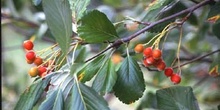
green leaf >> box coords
[43,0,72,54]
[209,52,220,77]
[212,22,220,39]
[55,53,67,70]
[14,76,52,110]
[148,1,198,33]
[74,46,87,63]
[60,75,74,100]
[136,92,157,110]
[207,2,220,19]
[92,58,117,95]
[77,10,118,43]
[156,86,200,110]
[147,0,173,12]
[157,1,198,26]
[39,89,64,110]
[68,0,90,21]
[70,79,110,110]
[77,55,107,82]
[113,56,145,104]
[32,0,42,6]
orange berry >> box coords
[126,22,139,31]
[134,44,144,53]
[34,56,43,66]
[111,53,122,64]
[152,49,162,59]
[28,67,39,77]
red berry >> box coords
[38,66,47,77]
[170,74,181,84]
[146,56,156,65]
[26,59,34,64]
[153,58,162,66]
[152,49,162,59]
[143,58,151,67]
[164,67,173,77]
[23,40,34,50]
[34,56,43,66]
[156,60,166,71]
[40,72,47,78]
[26,51,36,61]
[143,47,152,57]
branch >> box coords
[85,0,214,62]
[121,0,214,43]
[172,49,220,69]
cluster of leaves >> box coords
[14,0,220,110]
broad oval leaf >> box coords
[68,0,90,21]
[207,2,220,20]
[77,55,106,82]
[32,0,42,6]
[209,52,220,76]
[92,58,117,95]
[212,22,220,39]
[14,75,53,110]
[113,56,145,104]
[146,0,173,12]
[70,79,110,110]
[39,89,64,110]
[43,0,72,54]
[77,10,118,43]
[156,86,200,110]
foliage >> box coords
[2,0,220,110]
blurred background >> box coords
[1,0,220,110]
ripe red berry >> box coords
[23,40,34,50]
[152,49,162,59]
[40,72,47,78]
[170,74,181,84]
[153,58,162,66]
[26,51,36,61]
[143,58,151,67]
[143,47,152,57]
[34,56,43,66]
[38,66,47,77]
[146,56,156,65]
[134,44,144,53]
[156,60,166,71]
[26,59,34,64]
[164,67,173,77]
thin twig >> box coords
[172,49,220,69]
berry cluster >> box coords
[23,40,54,78]
[134,44,181,84]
